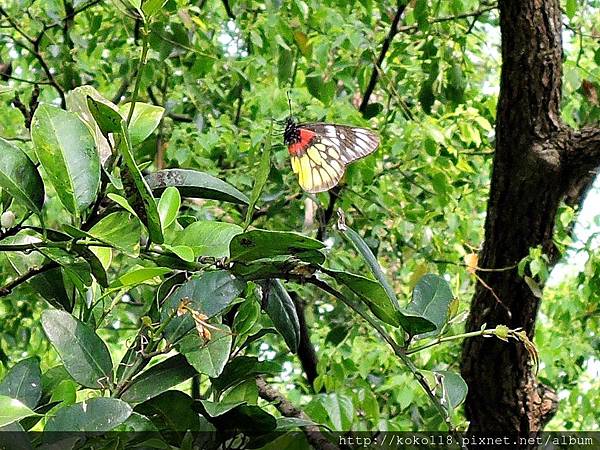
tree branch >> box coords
[0,263,58,297]
[221,0,236,20]
[396,4,497,33]
[255,376,339,450]
[359,2,407,113]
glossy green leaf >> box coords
[66,86,117,164]
[120,354,196,404]
[161,271,246,343]
[198,399,245,417]
[178,325,232,378]
[305,393,354,430]
[158,186,180,230]
[0,138,44,216]
[172,221,242,258]
[145,169,249,205]
[41,310,113,389]
[233,299,260,337]
[231,255,314,281]
[323,269,399,326]
[229,230,325,264]
[44,397,132,431]
[0,358,41,409]
[119,102,164,146]
[212,356,280,393]
[244,125,271,229]
[405,274,453,338]
[165,244,195,262]
[305,73,335,104]
[29,268,73,311]
[135,390,200,433]
[339,225,399,309]
[31,103,100,216]
[264,280,300,353]
[88,211,141,256]
[86,95,122,134]
[0,396,39,428]
[111,266,171,288]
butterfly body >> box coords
[283,117,379,193]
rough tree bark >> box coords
[461,0,600,435]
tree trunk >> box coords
[461,0,600,435]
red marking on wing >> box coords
[288,128,316,156]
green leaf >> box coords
[88,211,141,256]
[231,255,314,281]
[29,268,73,311]
[172,221,242,258]
[233,299,260,337]
[0,138,44,217]
[405,274,453,338]
[145,169,249,205]
[323,269,399,326]
[142,0,168,17]
[158,186,180,230]
[277,46,293,86]
[66,86,117,164]
[178,325,232,378]
[338,225,399,309]
[161,271,246,343]
[111,266,171,288]
[0,358,41,409]
[198,399,245,417]
[107,193,136,215]
[229,229,325,264]
[0,396,39,428]
[194,402,277,435]
[566,0,577,19]
[44,397,132,431]
[435,370,468,411]
[87,96,164,244]
[135,390,200,433]
[212,356,280,393]
[118,102,164,146]
[244,125,271,229]
[31,103,100,217]
[165,244,195,262]
[120,354,196,405]
[305,73,335,105]
[264,280,300,353]
[306,393,354,430]
[362,102,383,119]
[41,309,113,389]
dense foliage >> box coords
[0,0,598,447]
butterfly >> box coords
[283,116,379,193]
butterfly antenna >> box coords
[286,90,293,117]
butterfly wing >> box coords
[288,123,379,193]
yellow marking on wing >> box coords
[291,156,300,173]
[307,147,322,164]
[313,143,327,151]
[328,147,340,159]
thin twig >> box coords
[359,2,408,113]
[0,262,58,297]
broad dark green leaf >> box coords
[29,268,73,311]
[323,269,399,326]
[0,138,44,216]
[41,310,113,389]
[118,102,164,147]
[172,221,242,258]
[338,225,400,309]
[161,271,246,343]
[121,354,196,404]
[44,397,132,431]
[86,95,122,134]
[435,370,468,412]
[194,402,277,435]
[231,256,315,281]
[0,396,38,427]
[244,126,271,229]
[232,299,260,337]
[405,274,453,338]
[111,266,171,288]
[145,169,249,205]
[178,325,232,378]
[31,103,100,217]
[264,280,300,353]
[197,400,245,417]
[211,356,280,393]
[0,358,41,409]
[229,230,325,264]
[135,390,200,433]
